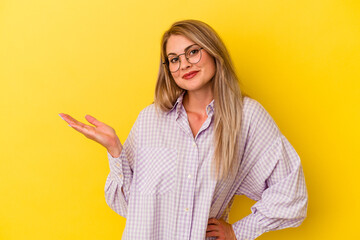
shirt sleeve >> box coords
[104,115,139,218]
[231,101,308,240]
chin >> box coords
[174,76,213,92]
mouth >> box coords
[182,71,199,79]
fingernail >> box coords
[68,124,72,127]
[59,114,64,120]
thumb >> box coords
[85,114,103,127]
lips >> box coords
[182,71,199,79]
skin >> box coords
[58,113,122,158]
[59,33,236,240]
[207,218,237,240]
[166,34,216,137]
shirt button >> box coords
[116,163,120,167]
[184,207,189,212]
[119,174,123,178]
[188,174,192,179]
[192,142,196,147]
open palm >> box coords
[59,113,122,154]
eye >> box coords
[170,57,179,63]
[189,49,199,55]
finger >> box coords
[206,225,219,232]
[85,114,103,127]
[205,229,220,238]
[60,114,95,135]
[71,124,95,139]
[208,218,220,225]
[59,113,78,126]
[59,113,72,124]
[59,114,102,145]
[62,114,87,128]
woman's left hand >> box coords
[206,218,237,240]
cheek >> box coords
[171,72,181,82]
[170,73,182,86]
[210,62,216,75]
[203,58,216,77]
[199,54,216,71]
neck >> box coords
[182,89,213,115]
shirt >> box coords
[104,91,308,240]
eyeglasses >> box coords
[162,44,204,73]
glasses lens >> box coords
[186,45,202,64]
[167,56,180,72]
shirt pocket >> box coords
[135,146,177,195]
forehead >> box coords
[166,35,196,55]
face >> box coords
[165,34,216,95]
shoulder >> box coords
[242,96,270,119]
[243,96,278,126]
[139,103,156,115]
[136,103,169,123]
[241,96,281,145]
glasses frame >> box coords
[162,44,204,73]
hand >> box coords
[206,218,237,240]
[59,113,122,157]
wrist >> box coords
[107,139,123,158]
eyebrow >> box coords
[167,44,198,57]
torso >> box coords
[182,91,211,138]
[186,111,208,138]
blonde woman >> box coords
[59,19,308,240]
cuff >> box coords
[231,213,267,240]
[107,150,125,184]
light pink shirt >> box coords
[105,91,308,239]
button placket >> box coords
[180,138,197,237]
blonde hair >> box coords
[155,19,246,181]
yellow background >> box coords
[1,0,359,239]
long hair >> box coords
[154,19,246,181]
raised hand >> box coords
[58,113,122,158]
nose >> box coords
[179,54,191,70]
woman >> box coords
[59,19,308,240]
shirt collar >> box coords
[167,91,186,115]
[167,91,215,116]
[206,99,215,116]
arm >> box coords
[104,117,138,218]
[232,134,308,240]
